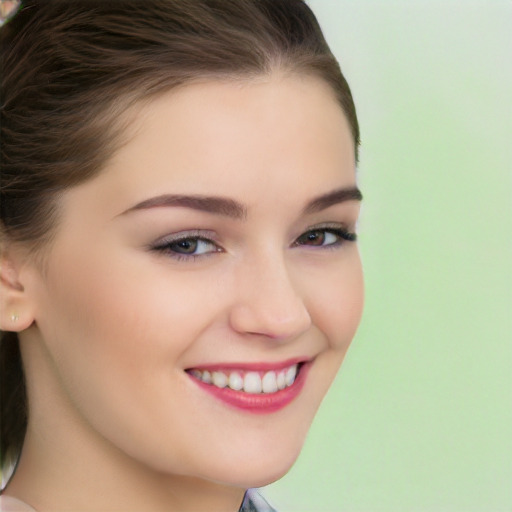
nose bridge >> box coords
[229,247,311,340]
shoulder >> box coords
[0,495,38,512]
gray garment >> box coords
[239,489,277,512]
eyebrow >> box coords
[302,186,363,214]
[121,194,247,220]
[121,186,362,219]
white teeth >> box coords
[212,371,227,388]
[228,371,243,391]
[261,371,278,393]
[190,369,202,380]
[243,372,262,393]
[285,364,298,386]
[277,371,286,390]
[190,363,301,393]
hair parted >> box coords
[0,0,359,470]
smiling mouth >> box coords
[186,362,303,395]
[185,359,311,413]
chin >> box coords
[205,458,299,490]
[197,399,323,488]
[196,434,306,489]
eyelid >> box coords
[298,221,357,237]
[150,229,219,247]
[293,222,358,247]
[148,229,224,260]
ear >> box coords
[0,248,36,332]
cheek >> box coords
[298,252,363,415]
[30,249,230,471]
[31,244,220,409]
[39,246,216,356]
[306,252,364,351]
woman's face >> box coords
[22,75,363,488]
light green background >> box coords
[264,1,512,511]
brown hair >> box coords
[0,0,359,469]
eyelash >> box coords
[293,227,357,248]
[151,226,357,262]
[150,231,221,262]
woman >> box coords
[0,1,363,510]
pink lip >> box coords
[187,360,311,414]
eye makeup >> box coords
[149,229,223,261]
[294,225,357,248]
[148,221,357,263]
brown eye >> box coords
[296,230,326,246]
[294,228,357,248]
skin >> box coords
[0,74,364,512]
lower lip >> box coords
[187,363,310,414]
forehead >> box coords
[61,75,357,222]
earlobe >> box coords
[0,255,35,332]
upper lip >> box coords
[185,356,312,372]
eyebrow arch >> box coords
[120,186,362,220]
[121,194,247,220]
[303,186,363,214]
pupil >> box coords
[303,231,324,246]
[174,239,197,253]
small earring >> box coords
[11,313,19,322]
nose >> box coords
[228,254,312,341]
